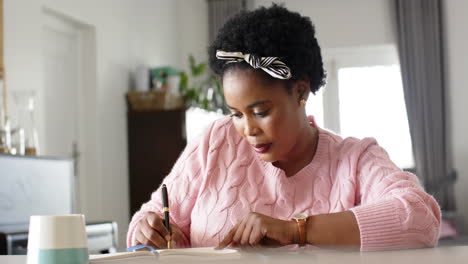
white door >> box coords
[42,10,100,220]
[42,13,84,214]
[42,15,79,159]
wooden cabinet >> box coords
[127,108,186,216]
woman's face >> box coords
[223,69,306,163]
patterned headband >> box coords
[216,50,292,80]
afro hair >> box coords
[208,4,326,94]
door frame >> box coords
[41,7,99,216]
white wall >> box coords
[4,0,181,249]
[443,0,468,232]
[253,0,396,48]
[176,0,209,72]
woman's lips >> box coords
[253,143,272,153]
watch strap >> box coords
[296,218,306,246]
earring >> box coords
[300,99,306,107]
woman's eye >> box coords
[230,112,242,118]
[254,110,269,117]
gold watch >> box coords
[292,213,308,246]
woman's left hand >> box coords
[217,212,298,249]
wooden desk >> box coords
[1,246,468,264]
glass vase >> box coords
[0,79,12,154]
[11,90,39,155]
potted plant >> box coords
[178,55,226,114]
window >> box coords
[306,46,414,169]
[338,65,414,168]
[186,107,224,142]
[305,89,324,128]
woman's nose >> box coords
[244,118,260,137]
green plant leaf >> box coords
[192,63,206,77]
[181,54,226,113]
[202,98,209,109]
[189,55,196,74]
[179,72,188,93]
[187,88,198,100]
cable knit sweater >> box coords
[127,116,441,251]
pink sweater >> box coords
[127,116,441,251]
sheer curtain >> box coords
[395,0,456,212]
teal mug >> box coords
[27,215,89,264]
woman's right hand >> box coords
[135,211,184,248]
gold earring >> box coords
[300,99,306,107]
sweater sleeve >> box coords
[349,139,441,251]
[126,120,218,248]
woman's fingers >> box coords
[218,212,294,249]
[135,212,171,248]
[135,212,188,248]
[218,213,266,249]
[216,224,239,249]
[147,213,170,238]
[141,215,168,248]
[249,221,264,245]
[135,226,157,248]
[169,225,185,247]
[240,218,255,246]
[232,219,248,245]
[235,213,265,247]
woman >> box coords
[127,5,440,251]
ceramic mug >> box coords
[27,214,89,264]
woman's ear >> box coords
[294,80,311,103]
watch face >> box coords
[292,213,307,220]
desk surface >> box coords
[2,246,468,264]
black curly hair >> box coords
[208,4,326,94]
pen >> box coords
[161,184,172,248]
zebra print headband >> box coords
[216,50,292,80]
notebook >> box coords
[90,247,240,263]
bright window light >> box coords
[305,89,324,128]
[185,108,224,142]
[338,65,414,169]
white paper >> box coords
[90,247,239,263]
